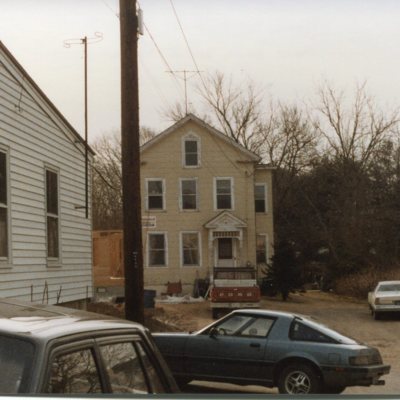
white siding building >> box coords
[0,41,93,305]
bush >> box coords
[334,265,400,298]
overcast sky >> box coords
[1,0,400,143]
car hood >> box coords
[377,291,400,298]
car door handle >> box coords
[250,343,261,348]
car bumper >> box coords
[374,305,400,313]
[322,364,390,387]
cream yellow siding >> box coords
[140,117,274,294]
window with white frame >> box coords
[256,234,267,264]
[183,137,200,167]
[215,178,233,210]
[0,151,8,259]
[180,178,197,210]
[255,183,267,213]
[46,169,59,258]
[148,233,167,267]
[181,232,200,266]
[146,179,164,210]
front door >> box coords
[217,238,235,267]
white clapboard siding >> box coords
[0,43,93,304]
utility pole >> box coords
[120,0,144,323]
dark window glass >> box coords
[255,185,266,212]
[256,235,266,263]
[0,152,7,258]
[136,342,165,393]
[216,179,232,209]
[182,233,199,266]
[181,180,197,210]
[47,216,59,258]
[290,321,335,343]
[46,170,58,215]
[184,140,198,166]
[0,336,34,393]
[0,152,6,205]
[100,342,148,394]
[147,181,163,210]
[218,238,232,259]
[48,348,102,393]
[149,234,166,266]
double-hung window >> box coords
[255,183,267,213]
[146,179,165,210]
[46,169,59,259]
[183,137,200,167]
[180,178,197,210]
[215,178,233,210]
[181,232,200,267]
[148,233,167,267]
[256,234,267,264]
[0,151,8,259]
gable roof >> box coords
[141,113,261,162]
[0,41,94,155]
[204,210,247,229]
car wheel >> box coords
[373,310,381,320]
[278,363,321,394]
[323,385,346,394]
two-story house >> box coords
[0,41,93,306]
[140,114,274,294]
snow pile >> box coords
[156,294,205,304]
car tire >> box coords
[373,310,381,320]
[278,363,321,394]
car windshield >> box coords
[0,335,35,393]
[299,318,357,345]
[378,283,400,292]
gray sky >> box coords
[1,0,400,143]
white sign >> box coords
[142,216,156,228]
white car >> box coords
[368,281,400,320]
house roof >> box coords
[0,41,95,156]
[141,113,261,162]
[204,210,248,229]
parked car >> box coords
[0,298,178,394]
[154,309,390,394]
[368,280,400,320]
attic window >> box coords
[183,136,200,167]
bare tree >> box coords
[92,127,156,230]
[315,82,399,167]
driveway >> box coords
[156,291,400,395]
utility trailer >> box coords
[210,266,261,318]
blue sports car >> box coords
[154,309,390,394]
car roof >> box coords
[378,280,400,285]
[0,298,144,340]
[231,308,302,320]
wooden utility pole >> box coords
[120,0,144,323]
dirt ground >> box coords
[154,291,400,395]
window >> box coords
[215,178,233,210]
[46,169,59,259]
[146,179,164,210]
[290,321,336,343]
[211,315,275,338]
[180,179,197,210]
[148,233,167,267]
[255,183,267,213]
[48,348,102,393]
[240,317,274,338]
[181,232,200,267]
[256,234,267,264]
[183,137,199,167]
[0,151,8,258]
[99,342,148,394]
